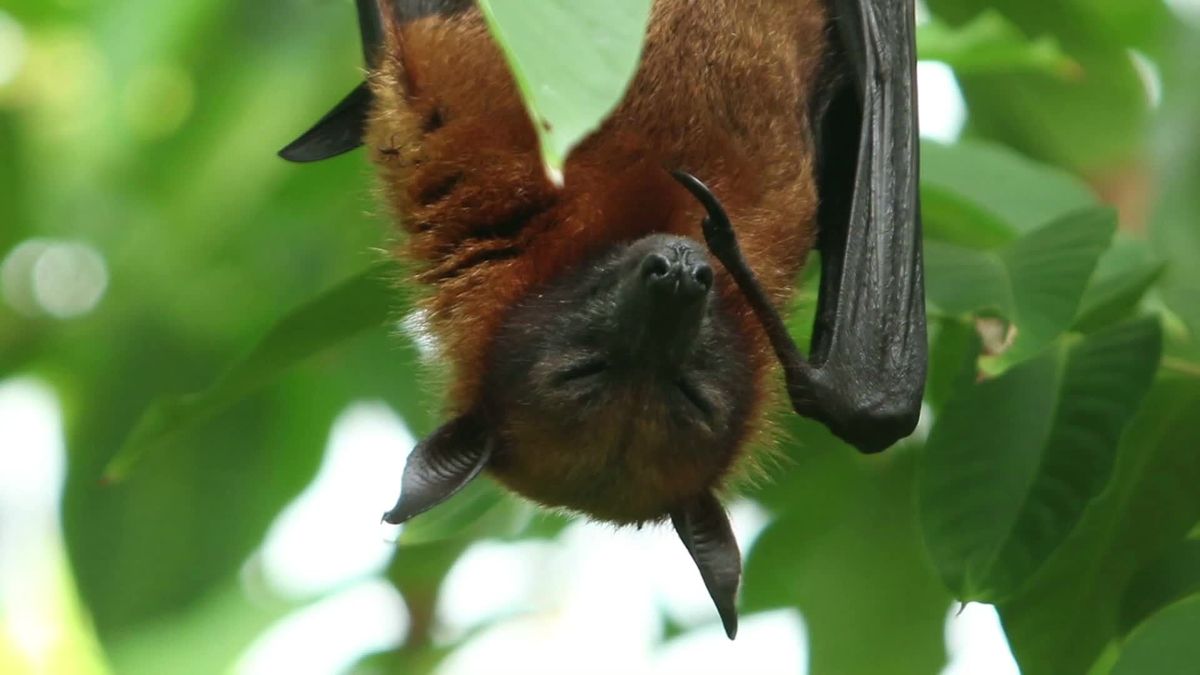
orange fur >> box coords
[365,0,827,507]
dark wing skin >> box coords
[811,0,926,452]
[675,0,925,454]
[278,0,471,162]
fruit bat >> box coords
[281,0,925,640]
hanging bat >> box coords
[281,0,924,639]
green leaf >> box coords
[1110,596,1200,675]
[925,1,1153,171]
[998,376,1200,675]
[65,364,337,641]
[919,319,1162,602]
[478,0,653,179]
[1117,539,1200,637]
[919,11,1079,78]
[924,242,1014,317]
[744,421,951,675]
[1074,237,1165,333]
[926,319,984,413]
[921,140,1098,248]
[1151,33,1200,359]
[925,207,1116,362]
[104,263,399,480]
[1003,210,1117,359]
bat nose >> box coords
[614,235,714,367]
[639,251,714,301]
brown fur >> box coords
[365,0,828,515]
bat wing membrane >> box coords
[807,0,926,452]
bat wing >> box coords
[279,0,471,163]
[675,0,925,453]
[807,0,926,452]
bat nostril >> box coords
[692,263,714,291]
[636,250,712,300]
[641,253,673,282]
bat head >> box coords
[482,234,758,523]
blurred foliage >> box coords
[2,1,1199,674]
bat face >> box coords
[484,234,757,523]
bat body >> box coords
[283,0,924,639]
[367,0,826,523]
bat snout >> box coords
[639,250,714,303]
[613,235,714,367]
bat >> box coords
[281,0,924,640]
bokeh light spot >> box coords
[0,11,28,89]
[33,242,108,318]
[234,579,408,675]
[253,401,415,599]
[2,239,109,319]
[19,31,111,143]
[1167,0,1200,26]
[122,64,196,140]
[917,61,967,142]
[2,239,50,317]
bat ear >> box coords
[356,0,394,68]
[382,413,492,525]
[278,83,373,163]
[671,492,741,640]
[278,1,397,163]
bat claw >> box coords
[670,171,740,263]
